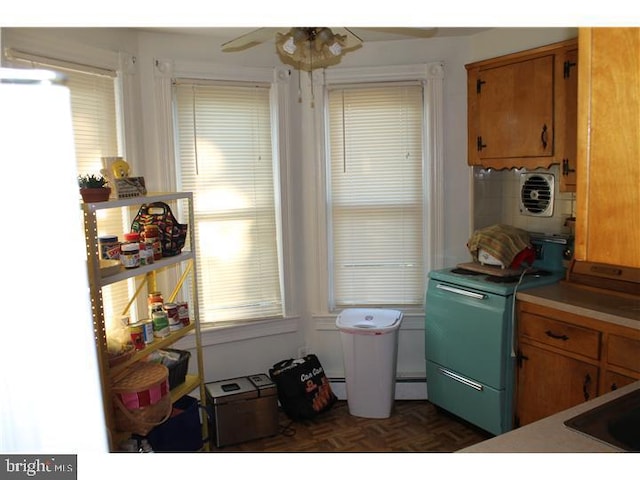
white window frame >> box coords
[315,63,445,313]
[2,39,141,324]
[154,59,298,338]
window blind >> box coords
[10,53,130,324]
[173,82,283,323]
[328,84,425,306]
[56,65,130,324]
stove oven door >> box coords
[425,277,515,435]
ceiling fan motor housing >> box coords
[519,172,555,217]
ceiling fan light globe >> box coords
[282,36,297,54]
[328,42,342,56]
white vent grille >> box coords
[519,173,554,217]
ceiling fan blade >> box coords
[359,27,438,39]
[221,27,288,52]
[333,28,364,51]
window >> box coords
[323,64,444,310]
[6,50,131,323]
[327,83,425,307]
[173,81,283,324]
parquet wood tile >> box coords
[210,400,493,453]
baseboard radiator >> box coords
[328,378,427,401]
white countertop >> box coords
[516,281,640,330]
[458,380,639,453]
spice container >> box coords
[139,242,154,266]
[164,302,182,331]
[141,225,163,261]
[143,224,160,239]
[98,235,119,260]
[120,242,140,269]
[152,310,170,338]
[128,321,145,350]
[177,302,190,327]
[141,319,154,345]
[148,291,164,318]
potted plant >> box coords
[78,173,111,203]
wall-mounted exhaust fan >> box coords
[520,172,555,217]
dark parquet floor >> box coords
[210,400,493,453]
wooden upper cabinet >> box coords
[474,55,554,161]
[466,39,578,191]
[575,28,640,268]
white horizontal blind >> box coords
[13,55,130,324]
[57,65,131,324]
[174,82,283,323]
[328,84,425,306]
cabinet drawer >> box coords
[519,312,600,359]
[607,334,640,374]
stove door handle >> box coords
[439,368,484,391]
[436,284,487,300]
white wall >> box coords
[1,26,578,399]
[473,165,576,235]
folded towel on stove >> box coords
[467,224,532,269]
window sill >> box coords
[173,316,299,350]
[313,311,425,331]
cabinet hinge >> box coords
[476,78,486,94]
[562,158,575,176]
[563,60,577,79]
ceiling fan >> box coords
[221,27,437,71]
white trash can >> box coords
[336,308,403,419]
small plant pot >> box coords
[80,187,111,203]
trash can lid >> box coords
[336,308,403,333]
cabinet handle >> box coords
[583,373,592,401]
[540,124,548,149]
[611,382,618,391]
[562,159,575,176]
[516,349,529,368]
[545,330,569,341]
[476,136,487,151]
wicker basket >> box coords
[112,363,172,436]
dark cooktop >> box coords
[450,267,553,284]
[563,388,640,452]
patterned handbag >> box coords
[131,202,188,257]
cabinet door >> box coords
[576,28,640,268]
[476,55,554,161]
[516,343,599,426]
[558,48,578,192]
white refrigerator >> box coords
[0,67,108,453]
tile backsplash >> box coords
[473,165,575,235]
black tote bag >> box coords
[269,354,337,421]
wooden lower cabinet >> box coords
[515,300,640,428]
[515,343,598,426]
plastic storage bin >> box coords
[336,308,403,419]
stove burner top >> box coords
[450,267,554,284]
[450,267,483,275]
